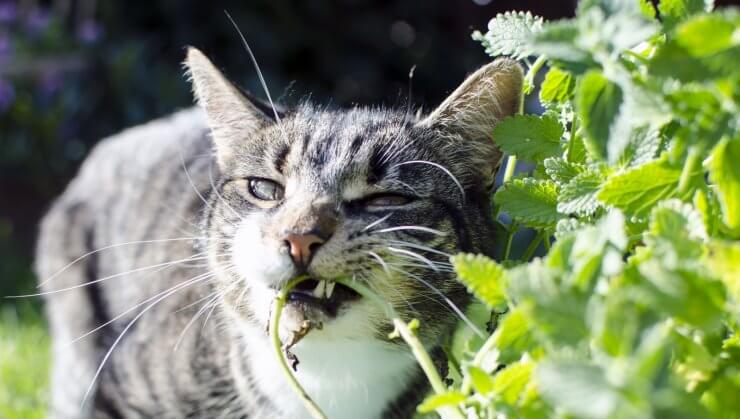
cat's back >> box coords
[62,106,210,206]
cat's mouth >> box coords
[286,279,361,317]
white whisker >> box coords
[392,160,465,202]
[37,237,202,288]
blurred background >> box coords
[0,0,582,308]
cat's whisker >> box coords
[224,11,287,139]
[15,253,213,298]
[208,158,244,222]
[386,265,484,338]
[361,213,393,232]
[36,237,203,289]
[386,247,440,272]
[174,290,224,352]
[392,160,465,203]
[363,251,391,277]
[371,225,446,237]
[384,239,452,257]
[67,270,220,347]
[81,270,218,407]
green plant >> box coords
[438,1,738,418]
[276,1,739,418]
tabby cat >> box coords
[36,47,522,418]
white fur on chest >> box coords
[239,323,417,419]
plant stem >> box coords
[503,155,518,183]
[503,223,518,261]
[501,55,547,188]
[678,145,702,194]
[520,231,544,261]
[269,275,328,419]
[460,330,500,395]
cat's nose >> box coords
[284,233,326,268]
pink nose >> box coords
[284,233,325,267]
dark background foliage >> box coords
[1,0,582,306]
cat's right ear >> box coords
[184,47,271,165]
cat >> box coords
[35,47,522,419]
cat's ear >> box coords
[184,47,273,165]
[418,59,523,182]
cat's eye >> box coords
[248,178,284,202]
[364,194,412,208]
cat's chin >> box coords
[278,278,361,338]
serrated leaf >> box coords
[537,361,619,419]
[708,137,740,233]
[473,11,544,59]
[617,125,662,167]
[493,360,534,405]
[557,169,606,216]
[416,391,466,413]
[451,254,507,309]
[576,71,624,161]
[493,307,537,364]
[495,179,562,229]
[529,20,596,73]
[467,366,494,396]
[658,0,714,29]
[597,159,701,218]
[650,10,740,81]
[492,114,565,162]
[540,67,576,105]
[544,157,586,184]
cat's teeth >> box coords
[325,281,336,299]
[313,280,326,299]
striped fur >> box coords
[36,48,522,418]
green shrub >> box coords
[418,1,739,418]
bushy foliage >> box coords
[420,1,739,418]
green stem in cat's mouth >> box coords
[270,276,465,419]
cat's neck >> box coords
[229,318,422,419]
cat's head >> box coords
[185,47,521,351]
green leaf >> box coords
[708,137,740,233]
[495,179,562,229]
[598,159,701,218]
[650,11,740,81]
[451,254,507,309]
[639,0,657,18]
[529,20,596,73]
[544,157,586,185]
[493,307,537,364]
[416,391,466,413]
[705,240,740,303]
[473,11,544,59]
[576,71,623,161]
[616,125,663,167]
[492,114,565,162]
[537,361,619,419]
[467,366,494,396]
[658,0,714,28]
[539,67,576,105]
[492,360,534,405]
[557,169,605,216]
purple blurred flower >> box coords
[0,2,18,23]
[39,70,63,97]
[77,20,103,44]
[25,8,51,34]
[0,32,11,57]
[0,78,15,112]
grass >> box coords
[0,305,50,419]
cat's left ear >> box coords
[418,59,523,183]
[184,47,277,165]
